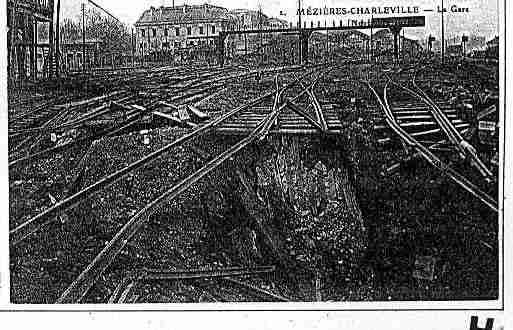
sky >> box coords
[60,0,500,40]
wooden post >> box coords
[9,1,17,85]
[131,28,135,67]
[56,0,61,77]
[370,15,373,63]
[82,3,86,72]
[441,0,445,63]
[31,16,37,81]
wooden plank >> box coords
[396,114,457,121]
[187,105,210,120]
[152,111,183,125]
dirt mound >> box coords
[203,136,367,290]
[61,128,366,301]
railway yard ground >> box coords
[8,58,500,304]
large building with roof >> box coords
[135,3,236,58]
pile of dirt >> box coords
[53,127,367,302]
[203,136,367,297]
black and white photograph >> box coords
[3,0,505,311]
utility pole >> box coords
[257,3,263,66]
[461,34,468,58]
[34,16,38,80]
[131,28,135,67]
[55,0,61,77]
[325,20,328,64]
[298,0,302,64]
[441,0,445,63]
[82,2,86,73]
[370,15,374,63]
[402,29,405,61]
[298,0,302,28]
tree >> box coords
[60,7,131,53]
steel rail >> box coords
[10,68,319,246]
[56,73,324,304]
[143,266,276,281]
[285,101,324,131]
[9,112,144,168]
[222,278,290,302]
[109,266,278,303]
[409,76,494,180]
[306,88,328,132]
[9,91,130,134]
[8,103,148,164]
[10,105,74,155]
[56,98,280,304]
[9,93,272,246]
[10,95,133,134]
[367,81,497,212]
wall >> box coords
[135,21,226,56]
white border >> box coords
[1,0,11,307]
[0,0,508,317]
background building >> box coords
[135,3,235,61]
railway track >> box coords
[9,64,334,303]
[410,72,494,181]
[55,68,328,304]
[368,75,498,212]
[8,65,309,163]
[108,266,288,303]
[9,60,499,303]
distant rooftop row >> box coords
[136,3,287,27]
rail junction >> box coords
[8,16,500,303]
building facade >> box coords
[135,4,236,59]
[60,39,103,72]
[7,0,55,82]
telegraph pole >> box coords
[441,0,445,63]
[131,28,135,67]
[82,2,86,72]
[298,0,302,28]
[402,29,405,61]
[298,0,302,64]
[370,15,374,63]
[55,0,61,77]
[325,20,328,64]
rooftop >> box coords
[136,4,234,26]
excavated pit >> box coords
[49,127,367,302]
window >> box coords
[152,28,156,37]
[211,25,216,34]
[174,41,181,49]
[199,26,204,35]
[187,27,192,35]
[141,29,145,37]
[175,27,180,36]
[164,28,168,37]
[162,42,169,49]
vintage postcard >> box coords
[0,0,509,328]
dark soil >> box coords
[9,62,499,303]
